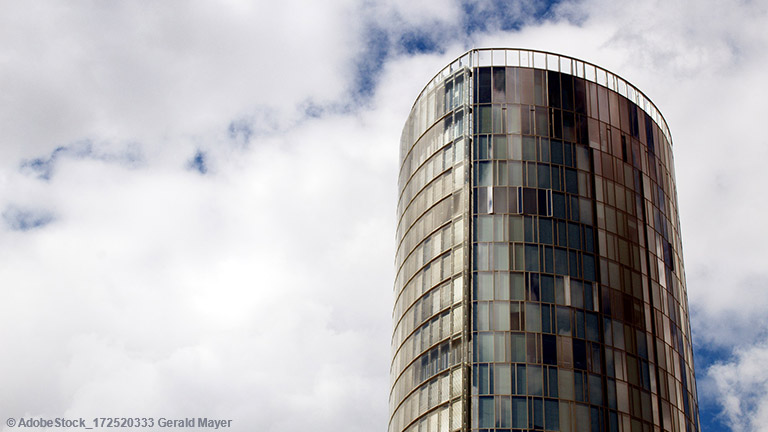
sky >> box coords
[1,0,767,431]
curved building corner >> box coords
[390,48,699,432]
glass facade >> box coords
[391,49,699,432]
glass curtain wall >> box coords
[391,62,473,432]
[392,49,699,432]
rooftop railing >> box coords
[414,48,672,145]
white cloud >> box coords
[0,0,360,163]
[2,0,768,430]
[707,343,768,432]
[370,0,462,28]
[0,107,398,429]
[0,1,394,428]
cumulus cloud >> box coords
[0,0,361,163]
[0,106,397,429]
[0,1,389,430]
[1,0,767,431]
[707,344,768,431]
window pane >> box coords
[511,332,526,362]
[545,399,560,430]
[479,396,494,428]
[478,332,493,362]
[495,364,512,394]
[526,303,541,332]
[557,307,572,336]
[494,302,510,331]
[528,365,543,396]
[512,397,527,428]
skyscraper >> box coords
[391,49,699,432]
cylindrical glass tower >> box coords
[391,49,699,432]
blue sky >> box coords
[1,1,767,431]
